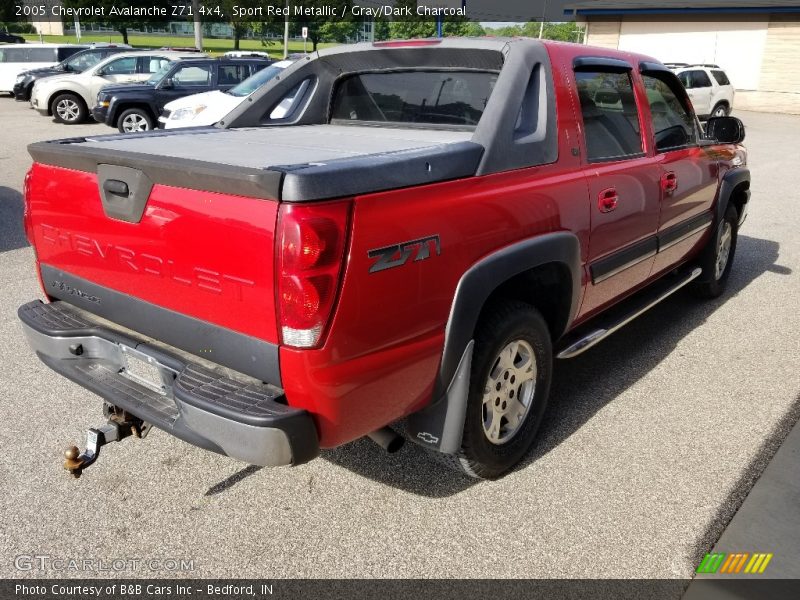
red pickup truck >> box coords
[19,38,750,479]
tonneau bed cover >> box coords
[28,124,483,202]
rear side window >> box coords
[143,57,171,75]
[681,70,712,89]
[102,56,137,75]
[26,47,58,62]
[711,70,730,86]
[330,70,498,128]
[0,47,56,63]
[575,70,643,162]
[0,48,24,62]
[218,65,250,86]
[173,65,212,86]
[642,73,697,152]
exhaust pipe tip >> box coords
[367,427,405,453]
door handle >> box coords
[103,179,129,197]
[661,172,678,194]
[598,187,618,213]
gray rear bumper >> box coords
[18,300,319,467]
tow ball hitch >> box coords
[63,405,150,478]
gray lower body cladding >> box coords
[18,300,319,467]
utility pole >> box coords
[538,0,549,39]
[192,0,203,51]
[283,0,290,59]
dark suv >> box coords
[93,57,272,132]
[13,45,130,101]
[0,29,25,44]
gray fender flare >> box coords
[406,232,582,454]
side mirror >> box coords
[705,116,745,144]
[159,79,173,89]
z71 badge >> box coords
[368,235,441,274]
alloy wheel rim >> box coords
[714,106,727,117]
[715,221,733,280]
[482,339,537,445]
[56,99,79,122]
[122,114,148,132]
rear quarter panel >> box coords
[280,57,591,446]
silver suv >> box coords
[667,63,734,119]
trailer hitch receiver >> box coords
[63,407,150,478]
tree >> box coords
[520,21,584,42]
[290,0,353,52]
[462,22,486,37]
[61,0,174,44]
[388,2,484,41]
[373,17,390,41]
[218,0,262,49]
[318,20,359,45]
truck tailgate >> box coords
[25,162,281,383]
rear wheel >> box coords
[117,108,154,133]
[692,203,738,299]
[443,300,552,479]
[51,93,87,124]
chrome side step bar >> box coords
[557,267,702,359]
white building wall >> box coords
[615,19,768,91]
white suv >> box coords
[30,50,202,124]
[667,64,734,119]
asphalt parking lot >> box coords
[0,98,798,583]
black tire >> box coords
[117,108,154,133]
[441,300,553,479]
[692,203,739,299]
[711,102,729,118]
[51,93,87,124]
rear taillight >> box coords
[23,168,34,244]
[276,201,351,348]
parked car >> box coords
[94,57,272,132]
[13,45,131,101]
[224,51,271,58]
[667,63,734,119]
[30,50,201,124]
[159,59,293,129]
[20,39,750,480]
[0,43,87,94]
[0,29,25,44]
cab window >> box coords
[642,73,697,152]
[575,70,644,162]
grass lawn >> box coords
[22,33,338,57]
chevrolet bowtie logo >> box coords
[416,432,439,444]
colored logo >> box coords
[696,552,773,574]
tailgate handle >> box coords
[103,179,129,197]
[97,165,153,224]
